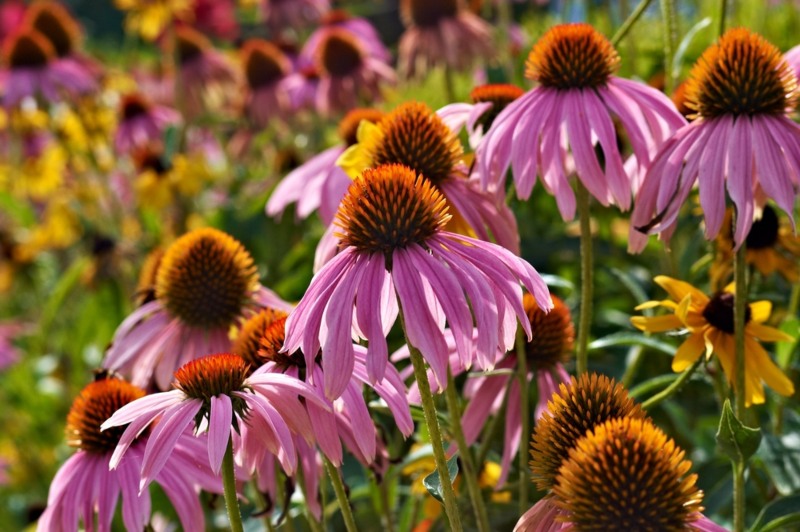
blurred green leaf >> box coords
[758,433,800,496]
[589,332,676,356]
[775,316,799,368]
[750,495,800,532]
[716,400,762,463]
[423,455,459,504]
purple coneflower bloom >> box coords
[173,26,238,119]
[438,83,526,150]
[302,9,391,65]
[630,28,800,252]
[114,92,180,154]
[283,163,551,400]
[102,353,329,488]
[478,23,685,219]
[240,39,294,127]
[308,27,395,115]
[38,377,223,531]
[267,108,384,225]
[192,0,239,41]
[261,0,329,32]
[337,101,522,253]
[398,0,493,78]
[1,27,94,106]
[103,227,291,390]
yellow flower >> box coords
[711,206,800,288]
[114,0,192,41]
[631,275,794,406]
[15,198,82,261]
[4,144,67,201]
[134,151,216,210]
[337,120,385,179]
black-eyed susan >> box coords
[631,275,795,406]
[711,206,800,288]
[114,0,192,41]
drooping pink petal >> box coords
[140,400,202,491]
[726,117,755,248]
[208,395,233,475]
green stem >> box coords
[515,329,530,514]
[222,436,244,532]
[621,345,645,388]
[324,457,359,532]
[734,244,747,419]
[377,475,396,532]
[660,0,676,94]
[296,463,324,532]
[733,461,745,532]
[445,371,491,532]
[718,0,728,37]
[443,67,456,104]
[611,0,656,46]
[400,311,463,532]
[477,386,509,468]
[641,358,702,410]
[575,182,594,375]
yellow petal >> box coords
[654,276,709,305]
[749,300,772,324]
[630,315,682,332]
[672,333,705,372]
[747,322,794,342]
[746,336,795,398]
[335,144,369,179]
[675,294,692,324]
[634,300,678,311]
[723,281,736,293]
[714,332,736,387]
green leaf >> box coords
[715,400,762,463]
[775,316,799,368]
[589,332,676,356]
[750,495,800,531]
[757,433,800,496]
[423,455,459,504]
[162,124,181,160]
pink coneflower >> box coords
[438,83,526,150]
[261,0,329,32]
[288,64,321,111]
[0,321,22,370]
[0,0,25,42]
[478,23,685,219]
[785,43,800,79]
[283,163,551,400]
[266,108,384,225]
[309,27,394,115]
[1,27,94,106]
[102,227,291,390]
[173,26,238,119]
[23,1,101,83]
[302,10,391,65]
[102,353,329,487]
[398,0,493,78]
[38,377,223,531]
[114,92,180,154]
[240,39,294,127]
[630,28,800,251]
[192,0,239,41]
[337,101,522,253]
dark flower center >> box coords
[242,39,289,89]
[66,377,146,454]
[174,353,250,400]
[338,108,384,146]
[523,294,574,370]
[745,206,779,250]
[156,228,258,329]
[27,2,79,58]
[335,164,451,260]
[5,31,54,69]
[525,23,619,89]
[686,28,797,118]
[175,27,209,65]
[470,83,525,131]
[318,29,364,77]
[121,94,151,121]
[232,308,304,372]
[402,0,459,27]
[703,292,750,334]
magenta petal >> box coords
[340,380,377,462]
[726,117,755,248]
[208,395,233,475]
[119,453,150,532]
[140,400,201,491]
[355,253,390,384]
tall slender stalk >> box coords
[660,0,677,94]
[732,243,747,532]
[324,457,359,532]
[222,437,244,532]
[718,0,728,37]
[296,463,324,532]
[443,67,456,104]
[444,371,491,532]
[575,182,594,375]
[400,309,463,532]
[514,329,530,514]
[611,0,656,46]
[641,358,702,410]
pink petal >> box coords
[140,400,201,491]
[208,395,233,475]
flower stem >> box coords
[575,182,594,375]
[514,329,530,514]
[733,461,745,532]
[296,463,324,532]
[398,308,463,532]
[611,0,655,46]
[443,67,456,104]
[718,0,728,37]
[445,370,491,532]
[324,457,359,532]
[734,243,747,419]
[660,0,676,94]
[222,436,244,532]
[641,357,702,410]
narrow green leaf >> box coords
[589,332,676,356]
[423,455,459,504]
[775,316,799,368]
[715,400,762,463]
[750,495,800,531]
